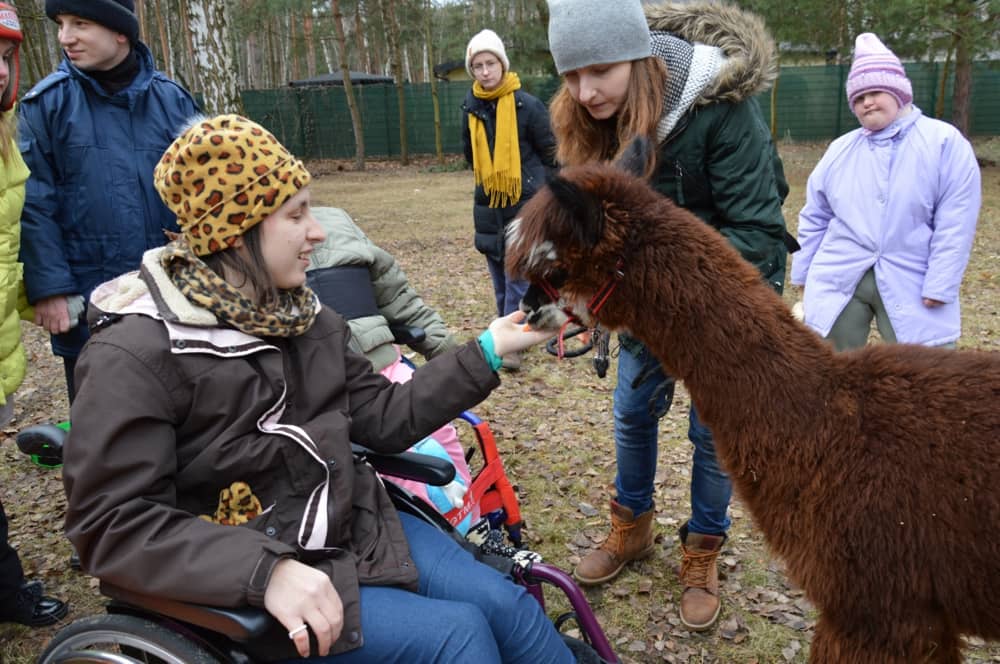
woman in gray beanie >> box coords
[546,0,792,633]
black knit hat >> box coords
[45,0,139,44]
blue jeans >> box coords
[295,513,573,663]
[486,255,529,317]
[613,340,732,535]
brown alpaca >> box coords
[506,138,1000,664]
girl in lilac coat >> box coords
[791,33,981,350]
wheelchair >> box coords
[26,264,618,662]
[27,425,617,663]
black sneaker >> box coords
[0,580,69,627]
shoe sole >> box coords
[679,602,722,632]
[25,600,69,628]
[572,543,657,586]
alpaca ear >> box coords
[615,136,653,179]
[547,175,605,250]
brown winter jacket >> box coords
[62,248,500,656]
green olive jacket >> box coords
[646,2,790,291]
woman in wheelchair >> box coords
[60,114,571,662]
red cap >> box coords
[0,4,22,44]
[0,3,21,111]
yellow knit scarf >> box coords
[470,72,522,208]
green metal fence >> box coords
[242,61,999,160]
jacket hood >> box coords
[646,1,778,104]
[89,247,219,327]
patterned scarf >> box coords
[650,31,725,141]
[160,240,318,337]
[470,72,522,208]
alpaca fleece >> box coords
[506,143,1000,664]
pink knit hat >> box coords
[846,33,912,110]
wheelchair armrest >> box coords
[351,443,456,486]
[389,324,426,346]
[100,581,276,642]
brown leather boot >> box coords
[573,500,656,586]
[678,522,726,631]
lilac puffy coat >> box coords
[791,107,981,345]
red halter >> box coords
[538,259,625,359]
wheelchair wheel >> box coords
[38,613,221,664]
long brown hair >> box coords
[550,57,667,174]
[0,111,14,164]
[202,224,282,309]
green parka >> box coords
[645,2,790,291]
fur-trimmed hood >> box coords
[646,2,778,105]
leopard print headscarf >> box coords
[161,240,318,337]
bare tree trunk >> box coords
[354,2,367,71]
[935,44,953,120]
[187,0,244,114]
[321,36,335,75]
[378,0,408,163]
[135,0,145,43]
[951,45,971,136]
[950,16,973,137]
[303,13,317,76]
[14,0,58,88]
[266,17,278,88]
[179,0,198,91]
[332,0,366,170]
[153,0,173,79]
[289,10,301,81]
[425,0,443,164]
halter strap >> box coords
[542,258,625,359]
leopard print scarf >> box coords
[160,240,318,337]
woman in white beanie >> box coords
[461,28,556,371]
[792,32,980,352]
[545,0,792,633]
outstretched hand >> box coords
[488,310,557,358]
[264,558,344,657]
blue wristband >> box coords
[477,331,503,372]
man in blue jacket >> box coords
[18,0,199,402]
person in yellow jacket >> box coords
[0,2,69,628]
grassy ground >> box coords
[1,140,998,662]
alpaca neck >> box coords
[621,210,836,491]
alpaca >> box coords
[506,138,1000,664]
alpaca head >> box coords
[506,136,664,332]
